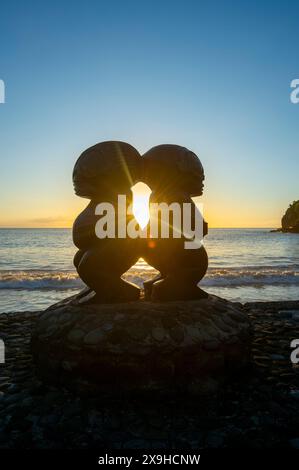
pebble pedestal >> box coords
[31,294,251,395]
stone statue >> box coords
[33,145,251,395]
[72,141,208,303]
[72,141,142,302]
[141,144,208,301]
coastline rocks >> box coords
[277,200,299,233]
[31,295,251,394]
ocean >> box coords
[0,228,298,312]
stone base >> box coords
[31,294,251,395]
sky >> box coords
[0,0,298,228]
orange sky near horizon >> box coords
[0,192,285,229]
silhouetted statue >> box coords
[142,145,208,301]
[32,143,250,397]
[72,141,141,302]
[72,141,208,303]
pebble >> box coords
[290,390,299,400]
[152,327,165,341]
[289,438,299,449]
[67,329,85,344]
[84,329,104,345]
[279,310,299,320]
[206,431,224,448]
[270,354,286,361]
[0,301,298,449]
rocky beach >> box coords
[0,300,299,449]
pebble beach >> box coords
[0,300,299,449]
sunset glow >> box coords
[131,182,151,229]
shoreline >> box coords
[1,298,299,315]
[2,298,299,317]
[270,228,299,234]
[0,299,299,448]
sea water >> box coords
[0,228,298,312]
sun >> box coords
[131,182,151,229]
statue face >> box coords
[73,141,141,199]
[142,144,205,197]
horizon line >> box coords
[0,226,278,230]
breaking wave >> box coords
[200,266,299,287]
[0,270,83,290]
[0,266,298,290]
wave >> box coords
[0,266,298,290]
[0,270,157,290]
[0,271,83,290]
[200,267,299,287]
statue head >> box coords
[142,144,205,197]
[73,141,141,199]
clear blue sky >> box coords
[0,0,298,227]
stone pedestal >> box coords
[31,295,251,395]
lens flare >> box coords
[131,182,151,229]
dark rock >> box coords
[290,390,299,400]
[270,354,286,361]
[289,438,299,449]
[281,200,299,233]
[31,295,251,394]
[206,431,225,448]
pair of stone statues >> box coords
[72,141,208,303]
